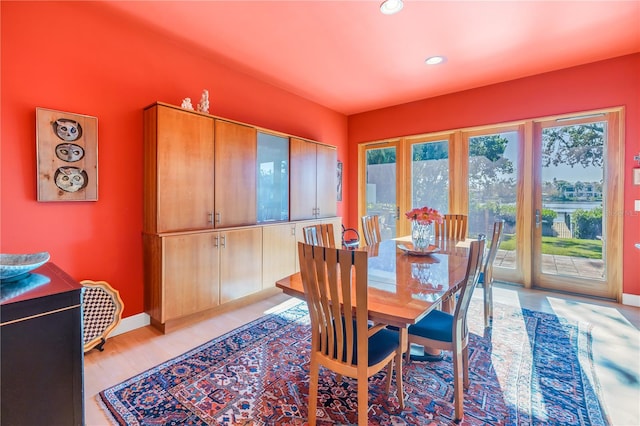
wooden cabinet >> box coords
[219,227,263,303]
[159,233,220,323]
[290,137,337,220]
[144,227,262,330]
[143,102,338,332]
[0,263,84,425]
[214,120,257,227]
[144,103,215,233]
[262,223,297,289]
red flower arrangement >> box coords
[405,206,443,225]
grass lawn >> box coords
[499,234,602,259]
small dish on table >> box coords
[397,243,441,256]
[0,252,50,283]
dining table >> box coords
[275,237,473,354]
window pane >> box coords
[365,147,396,239]
[540,122,605,280]
[411,140,449,214]
[468,131,518,269]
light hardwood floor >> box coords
[84,284,640,425]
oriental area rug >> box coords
[99,301,609,425]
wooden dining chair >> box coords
[405,236,485,422]
[435,214,468,240]
[478,219,505,328]
[302,223,336,248]
[361,215,382,246]
[298,242,405,426]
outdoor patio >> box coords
[494,249,605,279]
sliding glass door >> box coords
[360,141,400,239]
[532,112,623,298]
[358,108,624,300]
[465,127,521,282]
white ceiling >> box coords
[103,1,640,115]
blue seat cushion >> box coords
[366,327,400,366]
[477,271,485,284]
[408,309,453,343]
[323,320,400,366]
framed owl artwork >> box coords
[36,107,98,201]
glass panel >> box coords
[411,140,449,214]
[540,122,605,280]
[365,147,397,239]
[257,132,289,222]
[468,132,518,269]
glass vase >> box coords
[411,221,433,250]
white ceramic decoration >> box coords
[181,97,194,110]
[197,89,209,114]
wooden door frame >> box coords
[531,108,624,300]
[358,139,403,238]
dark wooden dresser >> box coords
[0,262,84,425]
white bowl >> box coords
[0,252,50,282]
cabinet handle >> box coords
[221,235,226,248]
[208,212,214,224]
[291,226,296,236]
[215,212,221,224]
[214,235,219,248]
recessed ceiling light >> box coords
[425,56,446,65]
[380,0,403,15]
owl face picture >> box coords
[55,143,85,162]
[54,167,88,192]
[53,119,83,141]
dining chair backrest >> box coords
[454,236,486,341]
[484,220,505,283]
[361,215,382,246]
[480,219,505,328]
[298,242,369,367]
[435,214,467,240]
[302,223,336,248]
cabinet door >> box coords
[163,233,220,321]
[220,228,263,303]
[316,143,338,218]
[262,223,296,289]
[215,120,257,227]
[290,138,318,220]
[146,104,215,233]
[257,132,289,223]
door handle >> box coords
[535,209,541,228]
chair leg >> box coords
[357,375,369,426]
[452,346,464,421]
[484,279,492,328]
[462,344,470,389]
[308,360,319,426]
[385,361,393,394]
[395,350,405,409]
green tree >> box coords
[542,123,604,168]
[366,147,396,164]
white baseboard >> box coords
[621,293,640,307]
[111,312,150,337]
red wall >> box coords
[347,54,640,296]
[1,2,348,317]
